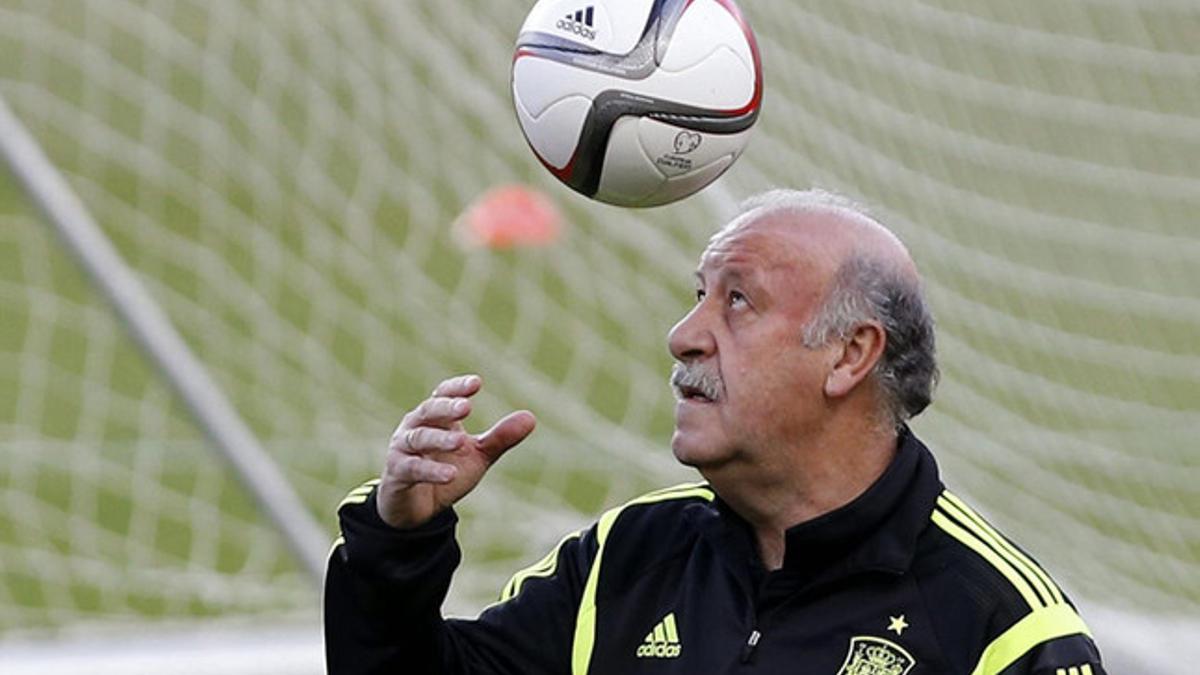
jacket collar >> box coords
[696,428,943,588]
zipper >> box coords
[739,629,761,664]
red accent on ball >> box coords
[707,0,763,118]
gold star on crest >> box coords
[887,615,909,636]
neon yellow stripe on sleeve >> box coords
[941,491,1064,605]
[337,478,382,510]
[937,496,1057,607]
[969,603,1091,675]
[499,530,583,602]
[932,509,1043,610]
[571,483,713,675]
[327,535,345,562]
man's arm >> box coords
[325,488,461,674]
[968,601,1106,675]
[324,373,590,675]
[325,486,596,674]
[995,634,1106,675]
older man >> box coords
[325,189,1105,675]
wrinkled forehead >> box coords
[698,212,836,276]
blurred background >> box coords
[0,1,1196,672]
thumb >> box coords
[476,410,537,463]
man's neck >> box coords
[705,424,899,570]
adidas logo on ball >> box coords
[556,6,596,40]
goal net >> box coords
[0,0,1196,669]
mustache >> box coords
[670,362,723,402]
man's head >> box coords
[668,188,937,471]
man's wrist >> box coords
[348,488,458,535]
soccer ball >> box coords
[511,0,762,207]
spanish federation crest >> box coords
[835,636,916,675]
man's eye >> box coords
[729,290,746,307]
[696,289,706,302]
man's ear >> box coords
[824,322,887,398]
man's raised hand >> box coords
[376,374,536,529]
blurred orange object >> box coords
[455,184,564,250]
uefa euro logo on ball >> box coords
[512,0,763,207]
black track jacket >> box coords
[325,430,1105,674]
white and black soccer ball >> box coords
[512,0,762,207]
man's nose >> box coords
[668,304,715,362]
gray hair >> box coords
[737,188,939,428]
[803,255,939,428]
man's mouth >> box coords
[671,362,723,404]
[676,384,715,403]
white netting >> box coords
[0,0,1196,662]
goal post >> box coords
[0,93,328,585]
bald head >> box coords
[718,187,919,284]
[717,188,939,428]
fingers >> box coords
[397,374,480,432]
[403,396,472,430]
[476,410,537,463]
[432,373,483,399]
[394,426,467,455]
[388,453,457,486]
[387,376,482,463]
[387,375,533,476]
